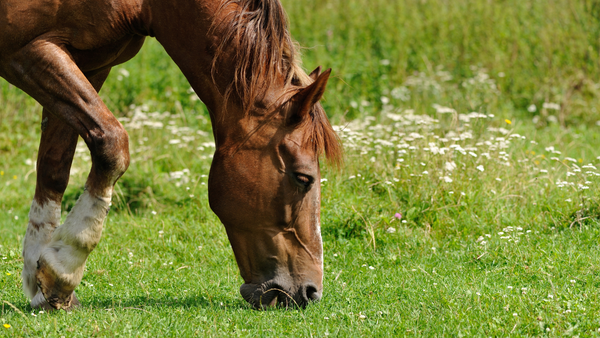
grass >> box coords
[3,0,600,336]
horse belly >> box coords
[68,34,146,74]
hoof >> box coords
[35,259,78,310]
[31,291,80,311]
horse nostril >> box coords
[305,284,321,302]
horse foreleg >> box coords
[34,189,112,310]
[23,68,113,310]
[22,109,79,309]
[2,40,124,310]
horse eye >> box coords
[294,173,314,188]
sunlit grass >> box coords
[3,0,600,336]
[3,70,600,335]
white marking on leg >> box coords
[38,190,112,290]
[30,290,48,308]
[22,200,61,299]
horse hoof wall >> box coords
[35,258,79,310]
[31,291,80,311]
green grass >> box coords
[3,0,600,336]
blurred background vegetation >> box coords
[4,0,600,127]
[286,0,600,125]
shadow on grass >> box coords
[2,294,254,315]
[86,294,251,311]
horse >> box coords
[0,0,341,310]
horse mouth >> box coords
[240,282,321,309]
[240,283,291,309]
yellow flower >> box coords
[541,155,546,159]
[505,119,512,124]
[579,158,583,163]
[3,324,10,329]
[534,160,540,165]
[531,151,535,155]
[0,171,3,176]
[12,175,17,180]
[5,272,10,276]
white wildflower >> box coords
[543,102,560,110]
[445,161,457,171]
[432,104,456,114]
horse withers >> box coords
[0,0,341,310]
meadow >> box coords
[2,0,600,336]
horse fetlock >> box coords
[22,266,38,300]
[22,225,55,299]
[57,190,111,250]
[22,199,61,299]
[30,291,55,310]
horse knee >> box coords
[89,124,130,177]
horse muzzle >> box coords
[240,280,322,309]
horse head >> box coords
[208,67,340,308]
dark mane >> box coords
[212,0,295,107]
[212,0,342,165]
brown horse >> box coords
[0,0,341,310]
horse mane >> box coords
[211,0,342,166]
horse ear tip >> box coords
[309,66,323,80]
[315,68,332,83]
[320,68,332,81]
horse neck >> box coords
[144,0,250,121]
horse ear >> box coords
[289,68,331,124]
[309,66,322,81]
